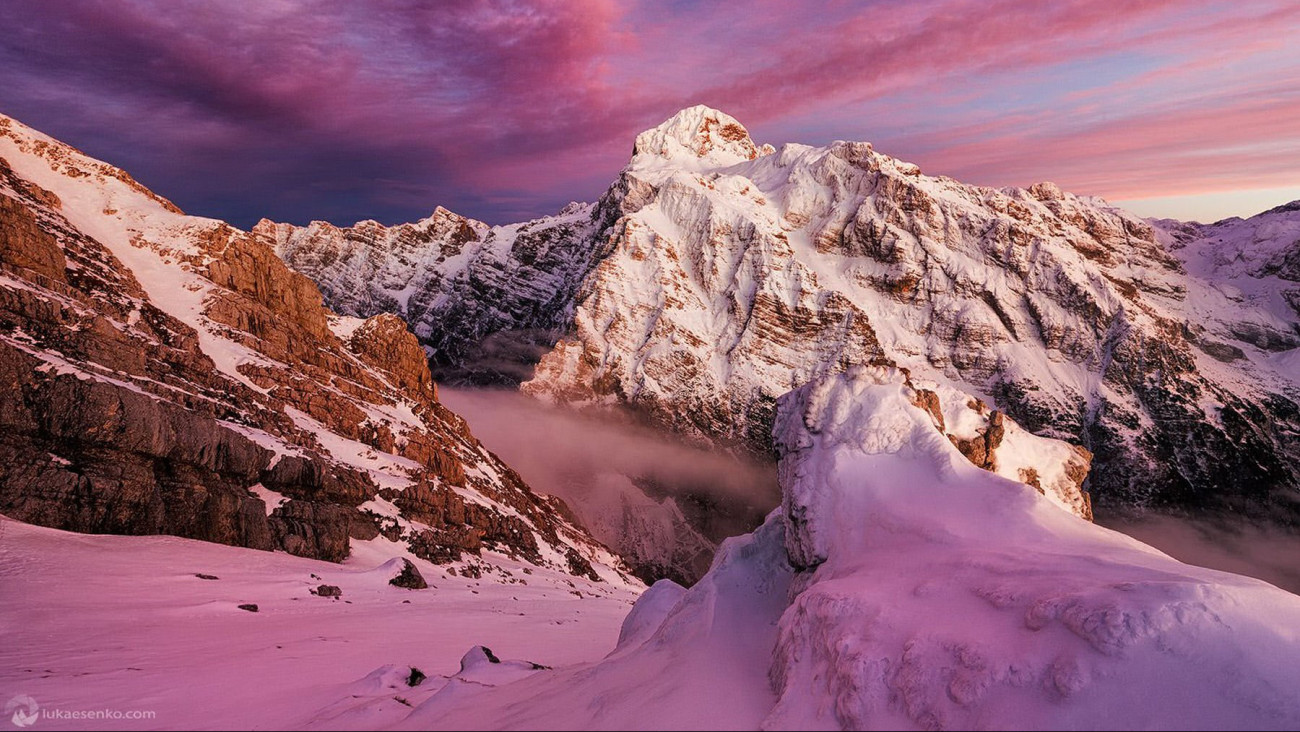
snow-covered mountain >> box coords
[528,106,1300,515]
[262,201,604,384]
[270,105,1299,519]
[5,108,1300,732]
[0,113,634,587]
[1159,200,1300,349]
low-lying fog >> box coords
[444,387,1299,594]
[440,387,779,583]
[1099,512,1300,595]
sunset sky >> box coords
[3,0,1297,228]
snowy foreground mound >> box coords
[5,367,1300,730]
[395,367,1300,730]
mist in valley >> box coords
[1100,512,1300,594]
[440,387,779,584]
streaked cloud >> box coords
[2,0,1295,226]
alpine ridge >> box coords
[271,106,1300,523]
[263,202,602,385]
[0,112,634,589]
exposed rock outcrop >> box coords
[520,110,1298,519]
[389,558,428,589]
[0,113,631,584]
[268,106,1299,534]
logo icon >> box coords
[4,696,38,728]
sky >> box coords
[1,1,1297,229]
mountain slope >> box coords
[0,113,631,585]
[261,201,604,384]
[0,516,637,731]
[524,106,1300,515]
[271,106,1299,519]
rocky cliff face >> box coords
[0,114,632,584]
[267,105,1298,525]
[524,107,1299,517]
[260,201,604,385]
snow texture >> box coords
[391,367,1300,730]
[524,108,1300,513]
[0,517,636,731]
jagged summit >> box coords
[267,103,1300,554]
[631,105,775,168]
[5,106,1300,732]
[1264,199,1300,216]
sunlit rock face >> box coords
[0,113,632,584]
[261,201,604,386]
[523,108,1299,517]
[271,105,1298,520]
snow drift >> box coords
[766,366,1300,729]
[393,366,1300,730]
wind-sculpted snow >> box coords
[385,366,1300,730]
[763,367,1300,729]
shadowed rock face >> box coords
[0,115,624,582]
[260,201,605,387]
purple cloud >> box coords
[1,0,1296,227]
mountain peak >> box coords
[632,105,773,167]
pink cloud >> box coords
[1,0,1295,225]
[899,77,1300,200]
